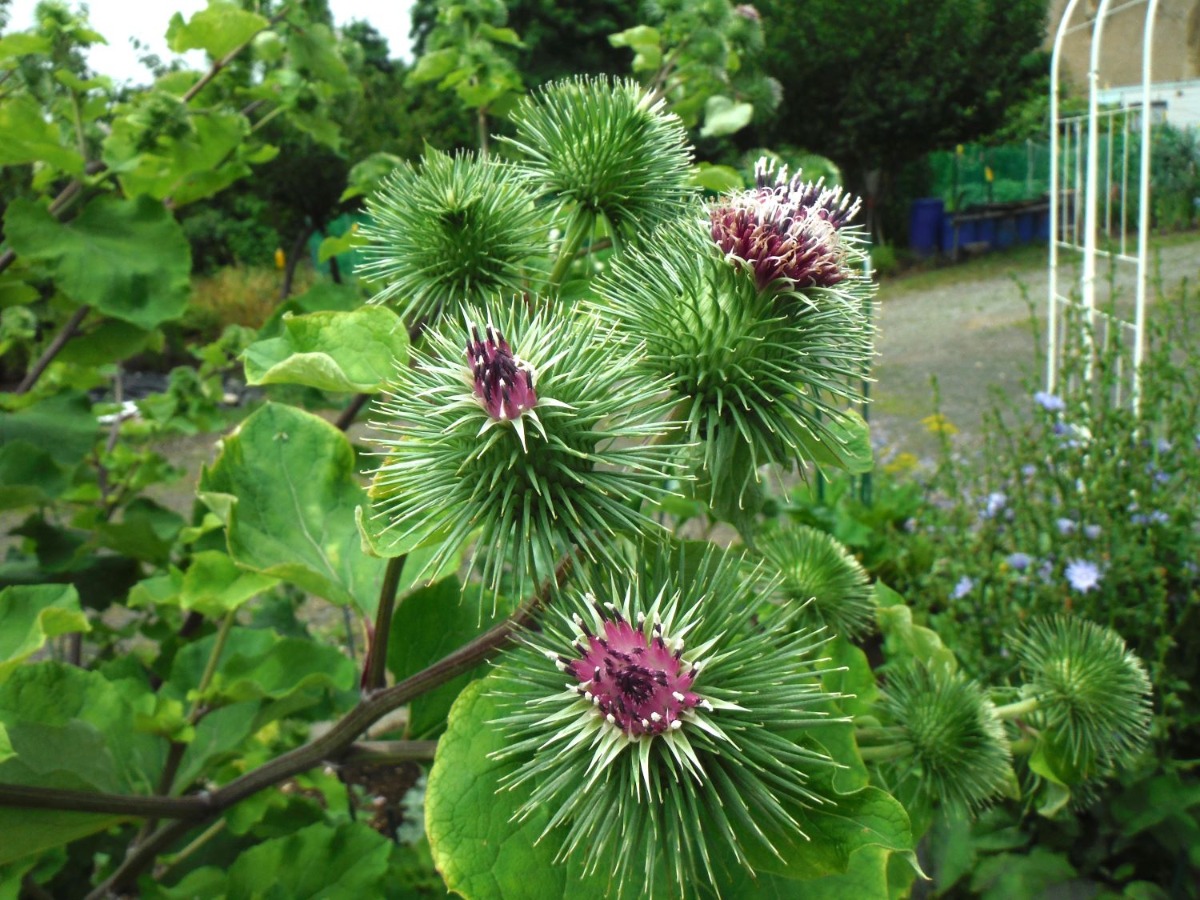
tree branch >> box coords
[0,784,209,820]
[84,555,573,898]
[14,305,90,394]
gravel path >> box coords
[869,236,1200,459]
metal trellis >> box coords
[1047,0,1158,411]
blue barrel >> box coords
[1015,210,1035,243]
[909,198,945,257]
[995,215,1017,249]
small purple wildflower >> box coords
[1133,510,1170,526]
[1056,517,1077,536]
[1034,391,1065,412]
[1156,438,1172,454]
[733,3,761,20]
[1006,552,1032,571]
[951,576,974,599]
[981,492,1007,520]
[1083,524,1102,540]
[1021,464,1037,478]
[1065,559,1102,593]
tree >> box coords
[754,0,1048,239]
[410,0,640,86]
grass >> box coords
[188,264,317,333]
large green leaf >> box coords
[0,392,96,470]
[198,403,387,611]
[0,663,165,865]
[426,677,609,900]
[0,95,84,174]
[0,585,88,683]
[740,776,914,881]
[166,3,269,59]
[242,307,407,394]
[167,626,355,711]
[149,821,397,899]
[4,196,191,329]
[699,95,754,138]
[105,108,256,206]
[0,441,67,511]
[129,551,279,619]
[798,408,874,476]
[874,582,957,670]
[386,576,508,737]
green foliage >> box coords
[0,59,1161,900]
[755,0,1047,219]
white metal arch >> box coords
[1047,0,1158,411]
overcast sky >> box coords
[5,0,416,84]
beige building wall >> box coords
[1049,0,1200,91]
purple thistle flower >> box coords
[565,608,706,738]
[466,322,537,423]
[1065,559,1103,593]
[1034,391,1065,412]
[1006,552,1032,571]
[709,157,862,292]
[952,576,974,599]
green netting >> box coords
[928,142,1052,210]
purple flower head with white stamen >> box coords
[466,322,537,423]
[565,602,707,738]
[709,156,863,292]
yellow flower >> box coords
[921,413,958,436]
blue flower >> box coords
[1056,517,1077,536]
[981,492,1007,519]
[952,576,974,599]
[1065,559,1103,593]
[1083,524,1102,540]
[1006,552,1032,571]
[1034,391,1065,412]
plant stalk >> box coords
[14,305,90,394]
[82,555,573,899]
[362,556,406,693]
[993,697,1040,721]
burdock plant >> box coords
[352,75,1154,900]
[359,147,544,326]
[367,300,684,598]
[592,211,874,521]
[490,545,849,895]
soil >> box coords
[868,235,1200,461]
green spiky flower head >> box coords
[592,216,873,511]
[1013,617,1152,779]
[491,544,848,896]
[359,147,543,326]
[503,76,694,244]
[757,524,874,638]
[367,300,684,598]
[877,663,1013,814]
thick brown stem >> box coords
[14,305,90,394]
[280,224,316,301]
[334,392,371,432]
[83,556,573,898]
